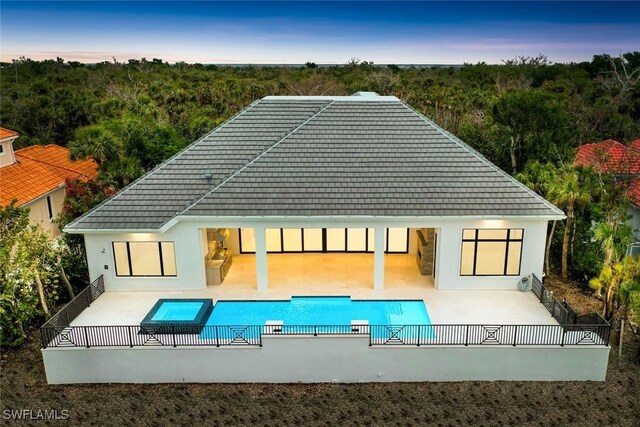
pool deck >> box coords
[71,254,557,327]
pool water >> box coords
[151,301,205,321]
[205,296,431,326]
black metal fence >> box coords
[40,275,105,348]
[40,273,611,349]
[41,322,610,349]
[531,274,579,325]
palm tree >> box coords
[68,125,119,167]
[547,166,595,281]
[516,161,559,275]
[590,256,640,321]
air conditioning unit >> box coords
[518,275,532,292]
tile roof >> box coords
[575,139,640,207]
[0,127,18,140]
[66,95,563,231]
[574,139,640,174]
[0,145,98,206]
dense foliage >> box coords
[1,53,639,345]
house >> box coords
[0,127,98,236]
[574,138,640,250]
[41,93,611,384]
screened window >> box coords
[113,242,177,277]
[460,229,523,276]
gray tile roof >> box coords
[66,95,563,231]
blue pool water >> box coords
[205,296,431,326]
[151,301,204,321]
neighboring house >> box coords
[0,127,98,236]
[41,93,611,384]
[574,138,640,251]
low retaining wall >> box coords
[42,335,610,384]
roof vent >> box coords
[204,173,213,182]
[352,91,380,98]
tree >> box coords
[547,166,596,281]
[516,161,560,274]
[491,89,569,173]
[590,256,640,322]
[69,125,120,167]
[0,202,63,346]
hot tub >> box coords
[141,298,213,334]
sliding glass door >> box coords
[239,228,409,254]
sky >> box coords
[1,1,639,64]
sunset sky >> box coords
[1,1,638,64]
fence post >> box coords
[41,328,47,349]
[215,326,220,347]
[259,327,263,347]
[314,325,317,337]
[84,327,90,348]
[417,325,421,347]
[172,326,177,348]
[128,326,133,348]
[513,325,518,347]
[551,298,556,317]
[465,325,469,346]
[560,327,565,347]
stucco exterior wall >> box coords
[84,221,207,292]
[42,334,609,384]
[23,187,66,237]
[83,218,548,292]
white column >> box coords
[374,226,385,290]
[255,226,268,292]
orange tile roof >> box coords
[0,127,19,140]
[0,144,98,206]
[575,139,640,174]
[627,179,640,207]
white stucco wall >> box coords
[42,334,609,384]
[82,218,548,292]
[434,219,546,290]
[84,221,207,291]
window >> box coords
[46,195,53,219]
[113,242,177,277]
[460,229,523,276]
[0,144,4,154]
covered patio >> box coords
[223,253,433,291]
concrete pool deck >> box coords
[71,254,557,327]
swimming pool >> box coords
[205,296,431,326]
[200,296,433,340]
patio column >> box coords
[255,226,268,292]
[373,226,385,290]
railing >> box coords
[41,322,610,349]
[40,275,105,348]
[531,274,578,325]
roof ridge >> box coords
[399,100,564,216]
[64,98,263,231]
[179,100,336,217]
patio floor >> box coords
[71,254,557,327]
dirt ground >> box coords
[2,282,639,426]
[1,332,638,426]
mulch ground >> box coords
[2,282,639,426]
